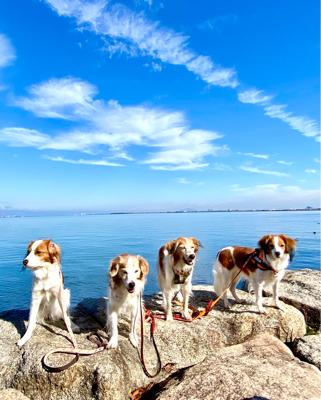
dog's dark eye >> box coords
[35,251,41,254]
[269,244,274,248]
[280,244,285,247]
[134,270,139,273]
[122,270,128,275]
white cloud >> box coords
[239,166,290,177]
[278,160,294,166]
[228,183,320,203]
[43,0,238,88]
[314,158,320,163]
[3,77,225,170]
[198,14,237,34]
[43,155,123,166]
[237,151,269,159]
[305,169,316,174]
[213,162,232,171]
[0,33,16,68]
[238,89,274,105]
[264,104,320,140]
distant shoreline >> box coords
[0,207,319,218]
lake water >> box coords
[0,211,319,312]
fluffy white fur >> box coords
[213,235,296,314]
[16,239,79,347]
[107,254,148,349]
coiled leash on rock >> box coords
[42,271,162,377]
[42,271,109,372]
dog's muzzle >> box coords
[184,254,195,265]
[23,259,28,267]
[127,281,136,293]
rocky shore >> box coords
[0,269,320,400]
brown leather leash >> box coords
[42,271,109,372]
[137,292,162,378]
[147,251,256,323]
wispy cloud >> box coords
[314,158,320,163]
[213,162,232,171]
[3,77,225,170]
[238,89,274,105]
[278,160,293,166]
[43,155,123,166]
[305,169,316,174]
[228,183,320,203]
[264,104,320,140]
[238,87,319,142]
[0,33,16,68]
[198,14,237,34]
[173,177,204,185]
[43,0,238,88]
[240,166,290,177]
[237,151,269,160]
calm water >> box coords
[0,211,319,312]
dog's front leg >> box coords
[253,281,267,314]
[271,280,284,311]
[16,292,42,346]
[181,283,192,320]
[129,296,139,348]
[106,300,121,349]
[163,289,173,321]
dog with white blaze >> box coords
[213,234,297,314]
[157,237,203,321]
[16,239,80,347]
[107,254,149,349]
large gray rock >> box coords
[0,286,306,400]
[293,334,320,369]
[262,269,320,329]
[0,389,30,400]
[145,334,321,400]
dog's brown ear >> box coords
[138,256,149,276]
[192,238,203,251]
[48,239,61,263]
[280,234,297,255]
[109,256,120,277]
[258,235,271,251]
[165,240,178,255]
[26,241,34,257]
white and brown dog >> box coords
[16,239,80,347]
[107,254,149,349]
[157,237,202,321]
[213,234,297,314]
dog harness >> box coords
[247,249,278,275]
[173,269,191,284]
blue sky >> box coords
[0,0,319,212]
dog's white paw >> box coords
[107,337,118,349]
[259,308,268,315]
[71,324,80,334]
[236,299,246,304]
[166,313,173,322]
[182,312,192,321]
[224,302,231,309]
[16,338,27,347]
[129,334,138,348]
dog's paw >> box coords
[71,324,80,334]
[107,337,118,349]
[236,299,246,304]
[16,338,27,347]
[274,303,285,312]
[224,302,231,309]
[182,312,192,321]
[166,313,173,322]
[259,308,268,315]
[129,334,138,348]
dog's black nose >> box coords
[275,251,281,257]
[128,282,135,289]
[23,259,28,266]
[189,254,196,260]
